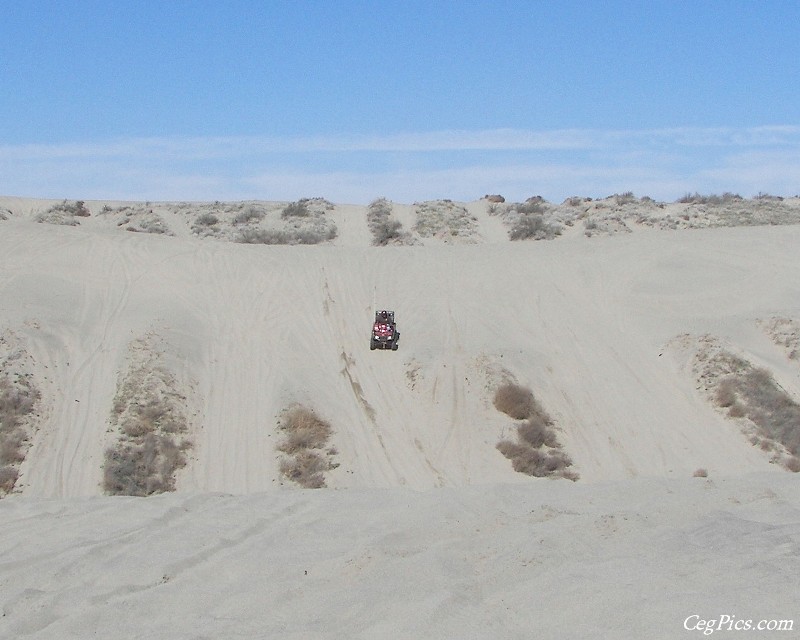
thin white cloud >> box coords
[1,126,798,202]
[2,126,799,161]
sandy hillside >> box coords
[1,194,798,638]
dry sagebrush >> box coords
[0,335,41,495]
[103,338,192,496]
[277,405,338,488]
[695,337,800,472]
[493,382,577,480]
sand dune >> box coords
[1,195,798,637]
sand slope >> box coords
[1,196,798,637]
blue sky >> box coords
[2,0,799,203]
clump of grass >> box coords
[277,405,338,488]
[103,338,192,496]
[492,383,577,480]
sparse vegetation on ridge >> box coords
[35,200,91,226]
[367,198,413,245]
[103,337,193,496]
[494,200,562,241]
[678,192,743,205]
[99,204,173,235]
[493,382,577,480]
[0,331,40,495]
[413,200,478,242]
[236,227,337,245]
[277,405,338,488]
[693,336,800,472]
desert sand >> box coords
[0,194,798,638]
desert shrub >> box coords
[0,352,40,495]
[374,219,403,244]
[512,200,545,216]
[278,406,332,454]
[35,200,87,226]
[703,344,800,467]
[509,214,561,241]
[493,382,577,480]
[564,196,584,207]
[233,206,265,224]
[413,200,477,240]
[0,466,18,493]
[693,468,708,478]
[0,429,27,465]
[761,317,800,360]
[103,434,188,496]
[367,198,412,245]
[103,338,192,496]
[50,199,90,216]
[496,441,573,477]
[236,226,336,245]
[135,217,170,234]
[732,368,800,455]
[612,192,637,205]
[677,192,743,204]
[194,213,219,226]
[716,379,737,407]
[493,383,535,419]
[279,450,330,488]
[754,192,783,201]
[517,418,558,449]
[281,200,311,219]
[277,405,337,488]
[786,456,800,473]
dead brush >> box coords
[278,406,332,454]
[279,450,330,489]
[276,405,337,488]
[493,383,536,420]
[704,344,800,471]
[0,369,40,495]
[493,382,577,480]
[103,339,193,496]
